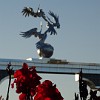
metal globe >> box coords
[37,43,54,58]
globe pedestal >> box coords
[37,43,54,58]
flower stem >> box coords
[6,62,12,100]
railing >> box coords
[0,58,100,74]
[0,58,100,88]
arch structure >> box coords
[0,58,100,89]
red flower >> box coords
[12,63,64,100]
[11,63,42,100]
[34,80,63,100]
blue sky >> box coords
[0,0,100,100]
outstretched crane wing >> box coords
[20,28,38,38]
[22,7,34,17]
[48,11,60,28]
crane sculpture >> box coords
[20,6,60,58]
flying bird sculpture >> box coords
[22,7,46,20]
[20,6,60,58]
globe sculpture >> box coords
[20,6,60,58]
